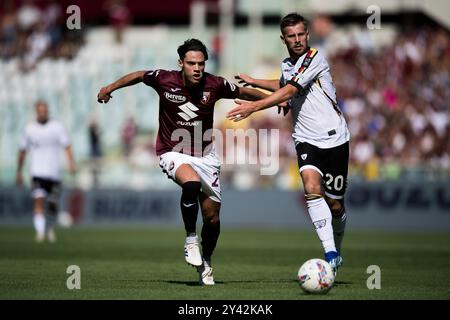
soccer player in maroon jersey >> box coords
[97,39,268,285]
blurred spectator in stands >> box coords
[105,0,131,44]
[17,0,41,33]
[16,0,41,58]
[0,0,17,59]
[88,119,103,187]
[210,32,223,73]
[0,0,83,70]
[121,116,137,158]
[310,13,333,54]
[42,0,63,56]
[21,21,50,72]
[330,26,450,181]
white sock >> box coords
[33,214,46,236]
[186,234,198,244]
[332,211,347,253]
[203,259,211,267]
[306,197,336,254]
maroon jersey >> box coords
[143,69,239,156]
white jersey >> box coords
[280,47,350,149]
[19,119,70,181]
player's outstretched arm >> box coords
[237,87,269,101]
[97,71,147,103]
[235,73,280,92]
[227,83,298,121]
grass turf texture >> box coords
[1,227,449,300]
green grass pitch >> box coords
[1,226,449,300]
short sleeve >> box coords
[19,127,29,151]
[288,49,325,92]
[57,122,70,147]
[142,69,162,88]
[218,77,240,99]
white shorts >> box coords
[159,146,222,203]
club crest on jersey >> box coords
[303,57,313,67]
[201,92,211,104]
[164,92,186,103]
[301,153,307,160]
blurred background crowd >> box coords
[0,0,449,191]
[0,0,84,71]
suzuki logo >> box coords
[178,102,199,121]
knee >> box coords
[204,215,220,226]
[202,205,220,225]
[301,171,322,196]
[304,183,322,196]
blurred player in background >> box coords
[97,38,268,285]
[16,100,75,243]
[228,13,350,275]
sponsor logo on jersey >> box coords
[201,92,211,104]
[176,121,201,126]
[301,153,307,160]
[164,92,186,103]
[177,102,199,121]
[171,87,181,92]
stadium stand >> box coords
[1,1,449,191]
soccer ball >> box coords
[297,258,335,294]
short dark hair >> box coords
[280,13,308,33]
[177,39,208,61]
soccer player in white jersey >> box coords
[228,13,350,275]
[16,101,75,243]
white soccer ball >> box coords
[297,258,335,294]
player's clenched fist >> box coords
[97,87,112,103]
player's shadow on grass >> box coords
[116,279,205,287]
[166,279,355,286]
[118,279,351,287]
[332,280,352,286]
[164,279,294,286]
[165,280,203,286]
